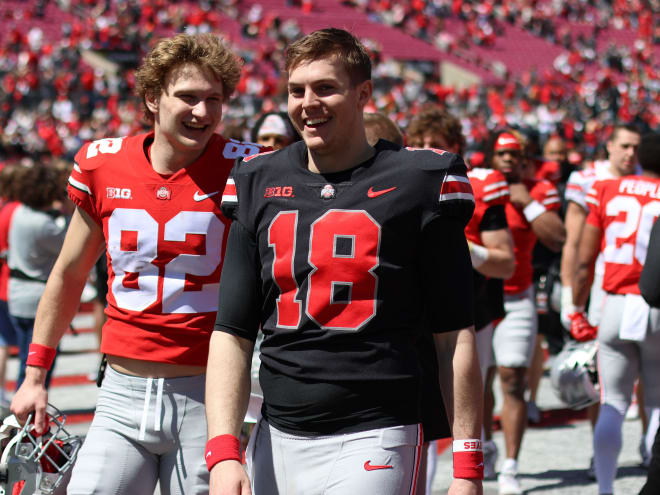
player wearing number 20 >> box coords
[206,28,483,495]
[572,132,660,495]
[11,34,262,495]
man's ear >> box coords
[357,80,373,108]
[145,92,159,116]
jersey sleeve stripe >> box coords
[483,180,508,192]
[68,176,91,194]
[483,189,509,202]
[440,192,475,202]
[565,189,587,207]
[221,179,238,204]
[585,196,599,207]
[543,197,560,206]
[440,174,474,203]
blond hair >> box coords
[135,33,242,123]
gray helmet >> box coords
[550,341,599,410]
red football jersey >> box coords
[504,179,560,294]
[67,132,262,365]
[586,176,660,295]
[465,168,510,244]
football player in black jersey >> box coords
[205,28,484,495]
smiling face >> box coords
[147,62,223,157]
[287,56,372,160]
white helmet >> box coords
[0,404,81,495]
[550,341,600,410]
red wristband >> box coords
[205,434,241,471]
[25,343,57,370]
[452,439,484,479]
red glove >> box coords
[569,311,598,342]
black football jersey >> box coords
[216,139,475,435]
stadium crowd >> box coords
[0,2,660,495]
[1,0,659,168]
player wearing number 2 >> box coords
[11,34,261,494]
[205,28,483,495]
[572,132,660,495]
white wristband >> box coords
[468,242,489,269]
[523,200,546,223]
[560,286,574,313]
[453,439,482,452]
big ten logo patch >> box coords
[265,186,294,198]
[107,187,132,199]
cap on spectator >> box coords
[257,113,294,140]
[494,132,521,151]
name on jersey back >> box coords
[619,178,660,199]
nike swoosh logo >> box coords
[206,451,212,458]
[28,352,36,356]
[364,461,393,471]
[194,191,220,202]
[367,186,396,198]
[477,462,484,467]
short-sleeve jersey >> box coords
[67,132,260,365]
[565,160,614,211]
[217,140,475,434]
[465,167,510,244]
[504,179,560,294]
[466,167,510,328]
[586,176,660,295]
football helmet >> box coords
[0,404,81,495]
[550,341,600,410]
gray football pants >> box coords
[246,419,423,495]
[597,294,660,415]
[67,365,209,495]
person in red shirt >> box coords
[0,165,21,410]
[11,33,261,495]
[407,107,515,491]
[571,131,660,495]
[483,130,565,495]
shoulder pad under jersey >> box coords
[74,137,128,171]
[468,168,510,206]
[220,147,285,221]
[402,146,457,171]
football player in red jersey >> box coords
[10,33,261,495]
[483,130,565,495]
[407,107,515,490]
[572,132,660,495]
[560,124,642,478]
[206,29,483,495]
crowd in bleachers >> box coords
[1,7,660,491]
[0,0,659,169]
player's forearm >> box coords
[572,260,593,308]
[206,331,254,439]
[32,264,89,348]
[560,203,587,286]
[473,245,515,280]
[559,241,578,287]
[531,211,566,252]
[434,328,482,440]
